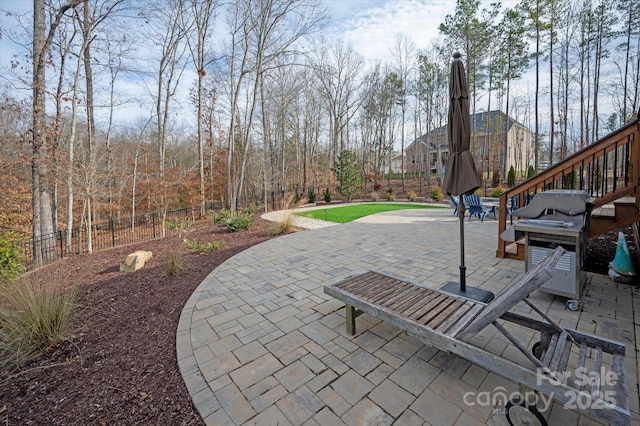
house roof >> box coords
[407,110,528,151]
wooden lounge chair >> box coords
[324,247,629,425]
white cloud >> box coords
[323,0,519,65]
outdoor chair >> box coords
[448,194,459,216]
[462,193,488,221]
[324,246,630,425]
[508,194,534,224]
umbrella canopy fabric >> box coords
[442,53,481,197]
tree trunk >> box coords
[32,0,82,266]
[82,0,95,253]
[548,12,554,165]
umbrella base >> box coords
[440,281,495,303]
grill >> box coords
[511,190,593,307]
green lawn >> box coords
[295,203,444,223]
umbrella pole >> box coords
[440,198,494,303]
[458,202,466,292]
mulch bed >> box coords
[0,212,635,425]
[1,217,274,425]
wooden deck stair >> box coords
[588,197,640,238]
[497,112,640,260]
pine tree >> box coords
[333,150,362,202]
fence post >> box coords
[110,219,115,247]
[58,230,64,259]
[152,213,156,238]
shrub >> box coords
[240,204,262,215]
[527,165,536,179]
[384,189,394,201]
[268,212,298,236]
[307,188,317,204]
[210,208,232,224]
[491,185,506,198]
[166,217,190,236]
[563,170,577,189]
[293,190,301,205]
[225,213,254,232]
[323,188,332,203]
[370,191,379,201]
[184,239,224,253]
[0,279,76,367]
[507,165,516,187]
[163,251,183,277]
[0,231,26,285]
[406,191,417,201]
[430,185,443,201]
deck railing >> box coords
[497,115,640,258]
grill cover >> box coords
[512,190,592,229]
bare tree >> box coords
[590,0,616,141]
[224,0,324,211]
[312,40,364,168]
[495,6,529,175]
[147,0,189,233]
[184,0,219,215]
[389,33,416,193]
[260,60,305,204]
[51,15,78,239]
[100,23,136,219]
[521,0,550,168]
[73,0,127,252]
[615,0,639,120]
[416,46,448,183]
[32,0,83,267]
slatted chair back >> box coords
[455,246,566,341]
[462,194,487,221]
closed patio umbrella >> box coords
[440,52,494,303]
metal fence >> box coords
[21,203,219,269]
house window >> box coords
[411,155,415,164]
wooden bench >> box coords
[324,247,630,425]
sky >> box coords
[322,0,518,64]
[0,1,31,68]
[0,0,519,126]
[0,0,519,76]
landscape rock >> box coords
[120,250,153,272]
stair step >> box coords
[587,197,640,238]
[591,205,615,218]
[591,197,636,218]
[614,197,636,205]
[505,237,526,255]
[506,243,518,254]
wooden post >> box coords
[345,304,356,336]
[110,219,115,247]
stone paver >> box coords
[177,206,640,425]
[369,378,415,417]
